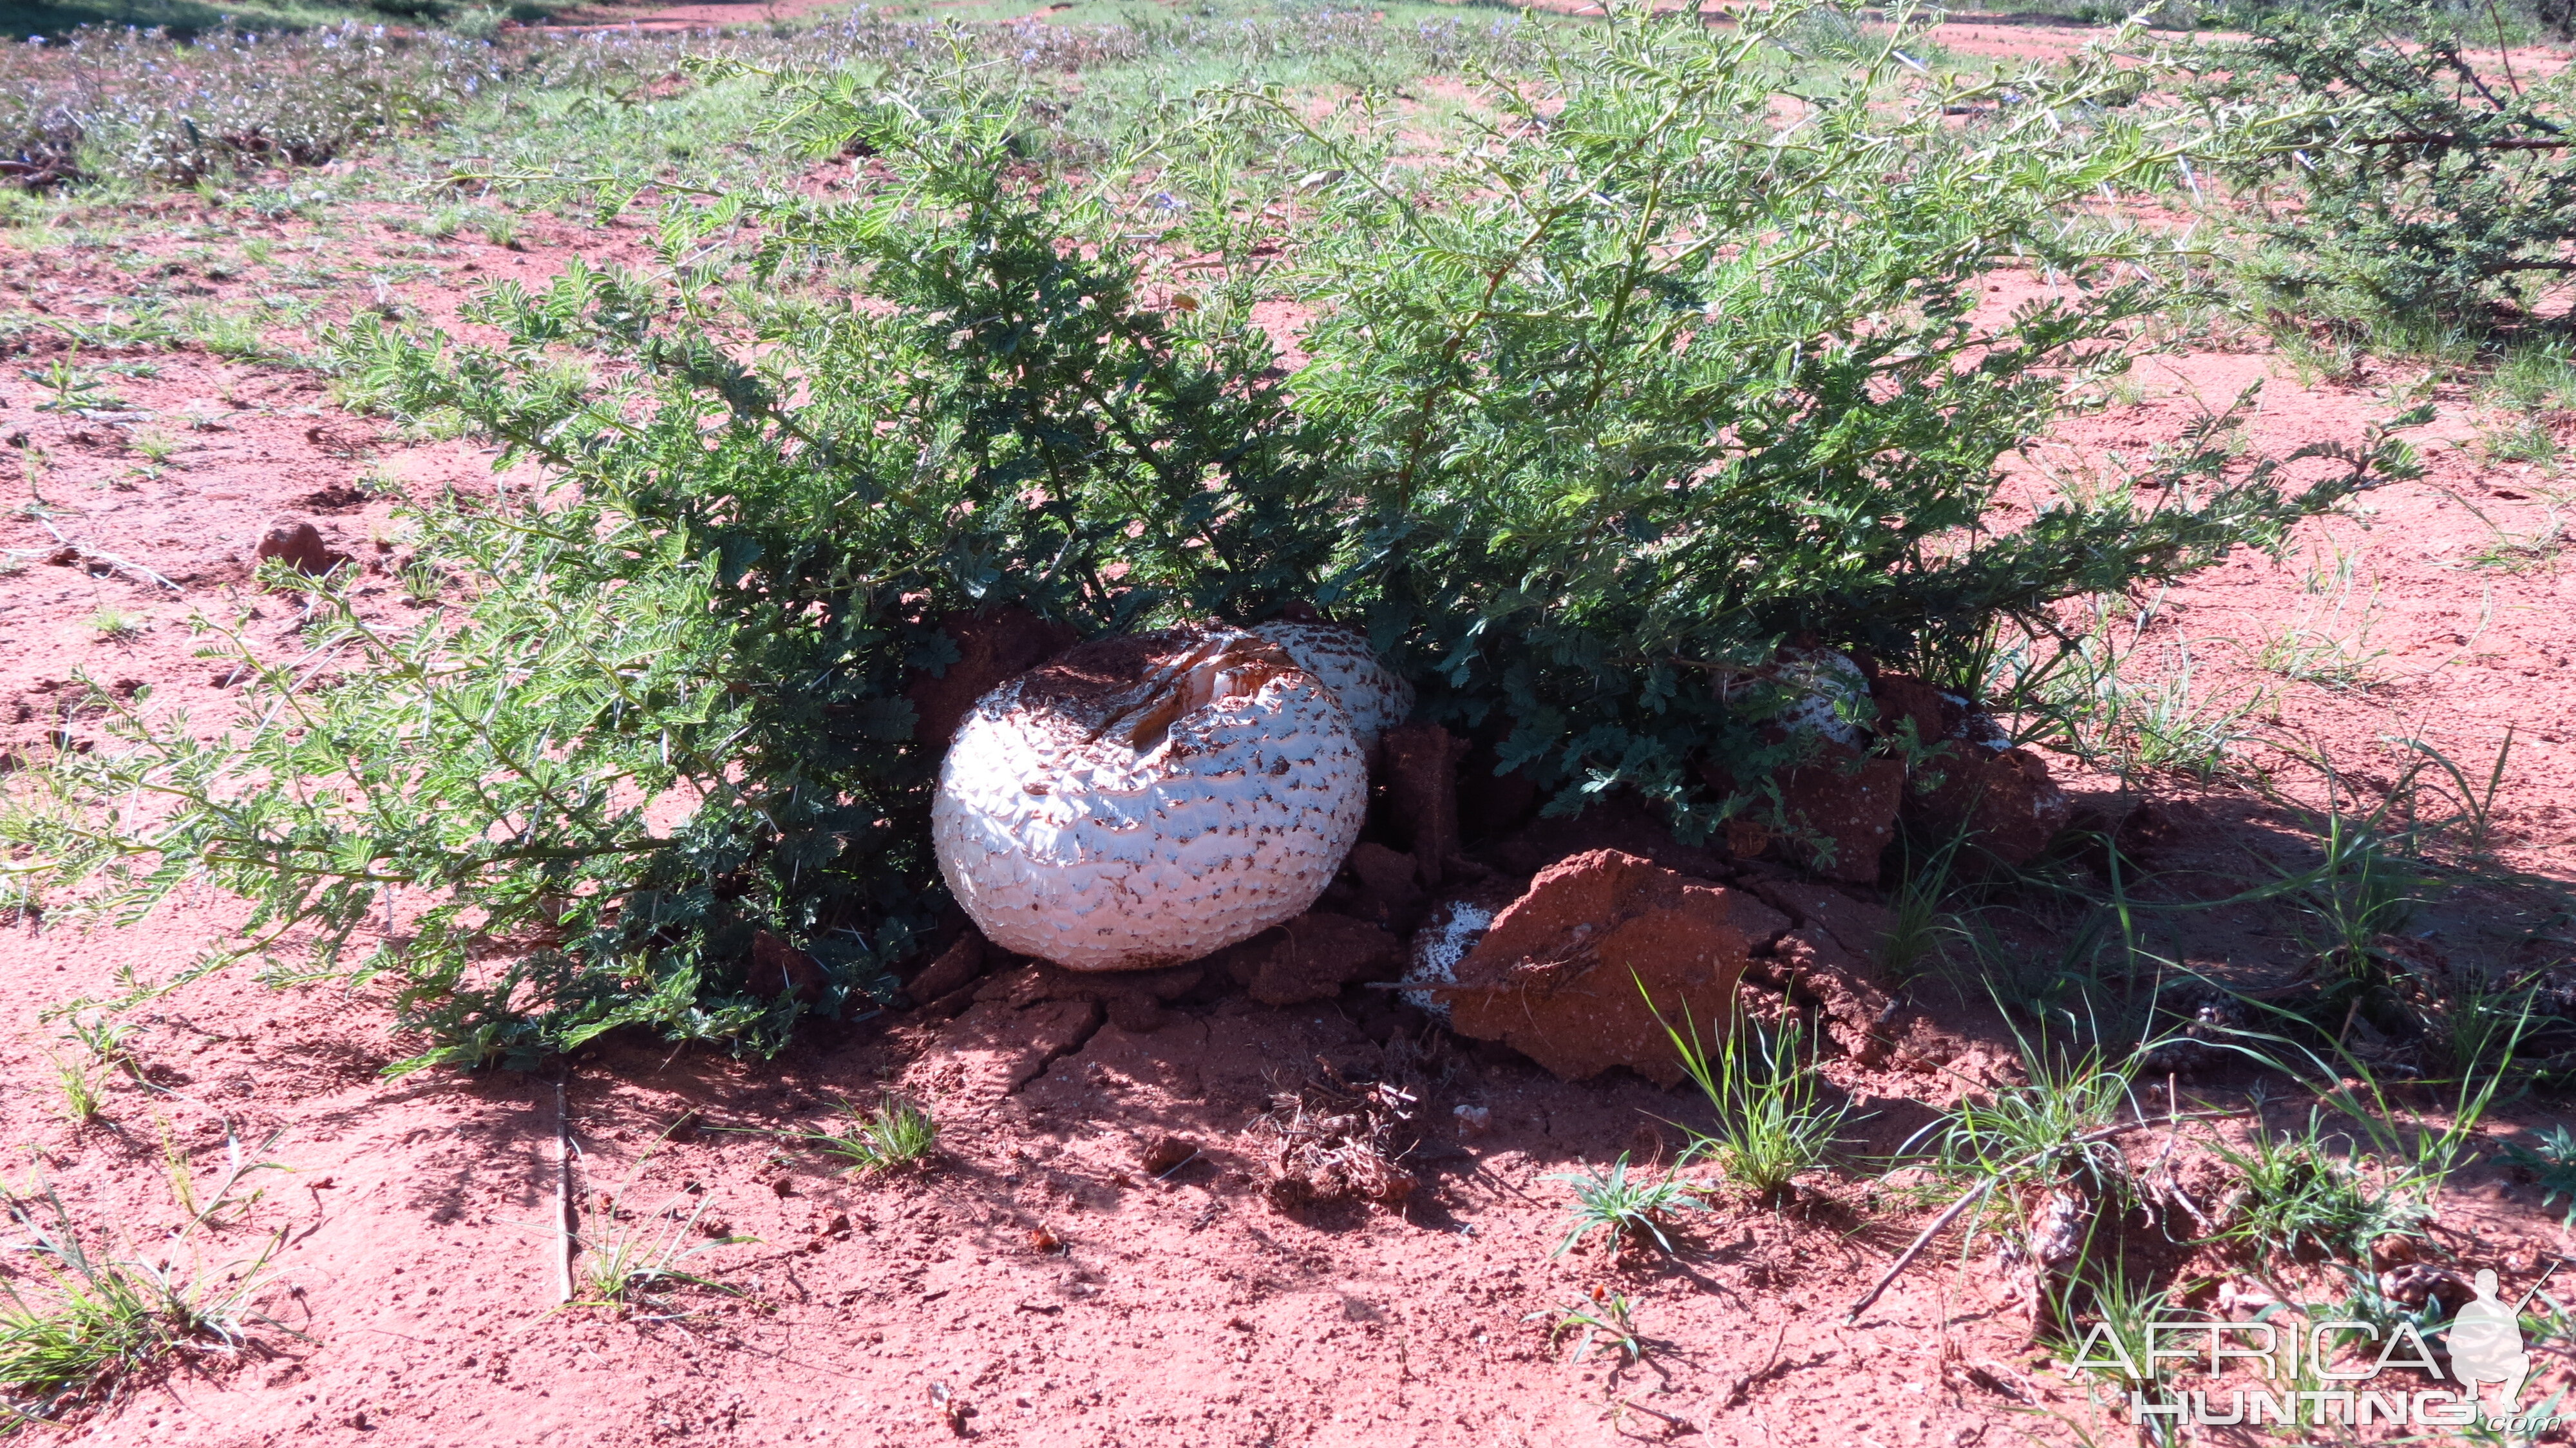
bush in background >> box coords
[2196,0,2576,325]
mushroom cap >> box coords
[1248,621,1414,750]
[1768,647,1870,748]
[1398,878,1522,1022]
[1399,898,1497,1024]
[932,627,1370,972]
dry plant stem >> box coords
[1621,1398,1694,1431]
[1719,1322,1790,1409]
[33,517,182,593]
[554,1078,575,1308]
[1842,1110,2237,1324]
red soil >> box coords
[1,151,2573,1448]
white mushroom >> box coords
[1767,646,1871,747]
[1399,897,1495,1024]
[931,627,1369,972]
[1938,691,2012,753]
[1397,879,1522,1022]
[1248,620,1414,750]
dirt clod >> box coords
[1870,671,1952,748]
[907,992,1106,1101]
[1739,873,1899,966]
[253,518,350,578]
[907,928,987,1002]
[1749,926,1894,1066]
[751,929,827,1003]
[1773,745,1906,884]
[1207,911,1403,1006]
[1380,721,1468,887]
[1339,841,1427,932]
[1911,745,2072,866]
[1477,790,1730,881]
[1139,1134,1197,1175]
[1446,850,1788,1084]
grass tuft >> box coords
[2208,1108,2433,1264]
[1551,1154,1702,1262]
[0,1184,279,1425]
[804,1096,939,1176]
[573,1196,746,1319]
[81,609,144,643]
[1660,1005,1849,1199]
[46,1054,104,1125]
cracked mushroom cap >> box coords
[931,627,1370,972]
[1248,620,1414,750]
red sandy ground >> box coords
[537,0,1054,34]
[2,66,2575,1448]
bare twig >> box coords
[554,1078,576,1306]
[33,516,182,593]
[1616,1396,1698,1433]
[1719,1321,1790,1409]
